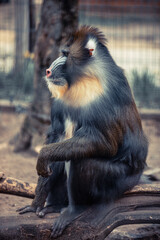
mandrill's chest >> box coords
[64,117,76,141]
[63,117,77,177]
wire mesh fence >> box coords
[79,0,160,108]
[0,0,160,108]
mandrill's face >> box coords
[45,55,69,99]
[45,26,107,107]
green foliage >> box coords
[0,58,34,101]
[131,70,160,109]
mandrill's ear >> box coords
[85,38,97,57]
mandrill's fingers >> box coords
[36,156,50,177]
[51,217,66,238]
[36,162,49,177]
[36,161,52,177]
[37,205,58,218]
[47,164,53,175]
[36,206,43,215]
[51,207,84,238]
[36,146,53,177]
[17,205,36,214]
[17,205,57,217]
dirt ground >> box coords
[0,111,160,222]
[0,112,45,217]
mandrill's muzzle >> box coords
[46,68,52,78]
[45,56,67,79]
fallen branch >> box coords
[1,172,160,198]
[0,173,160,239]
[0,172,36,198]
[0,182,160,239]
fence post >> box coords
[14,0,29,71]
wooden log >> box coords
[0,180,160,240]
[1,171,160,198]
[0,172,36,198]
[108,224,160,240]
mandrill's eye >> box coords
[62,49,69,57]
[85,48,94,58]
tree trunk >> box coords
[29,0,36,53]
[14,0,78,152]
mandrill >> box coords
[18,26,148,238]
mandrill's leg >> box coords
[50,161,86,238]
[18,162,68,217]
[17,176,49,216]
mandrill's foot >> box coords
[17,205,47,217]
[51,207,84,238]
[37,205,61,218]
[17,205,40,215]
[17,205,60,218]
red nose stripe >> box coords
[46,68,52,78]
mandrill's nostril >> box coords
[46,68,52,78]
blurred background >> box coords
[0,0,160,108]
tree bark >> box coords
[29,0,36,53]
[1,171,160,198]
[0,173,160,239]
[14,0,78,152]
[0,172,36,198]
[0,182,160,240]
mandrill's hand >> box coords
[36,146,52,177]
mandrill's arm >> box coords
[36,127,118,177]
